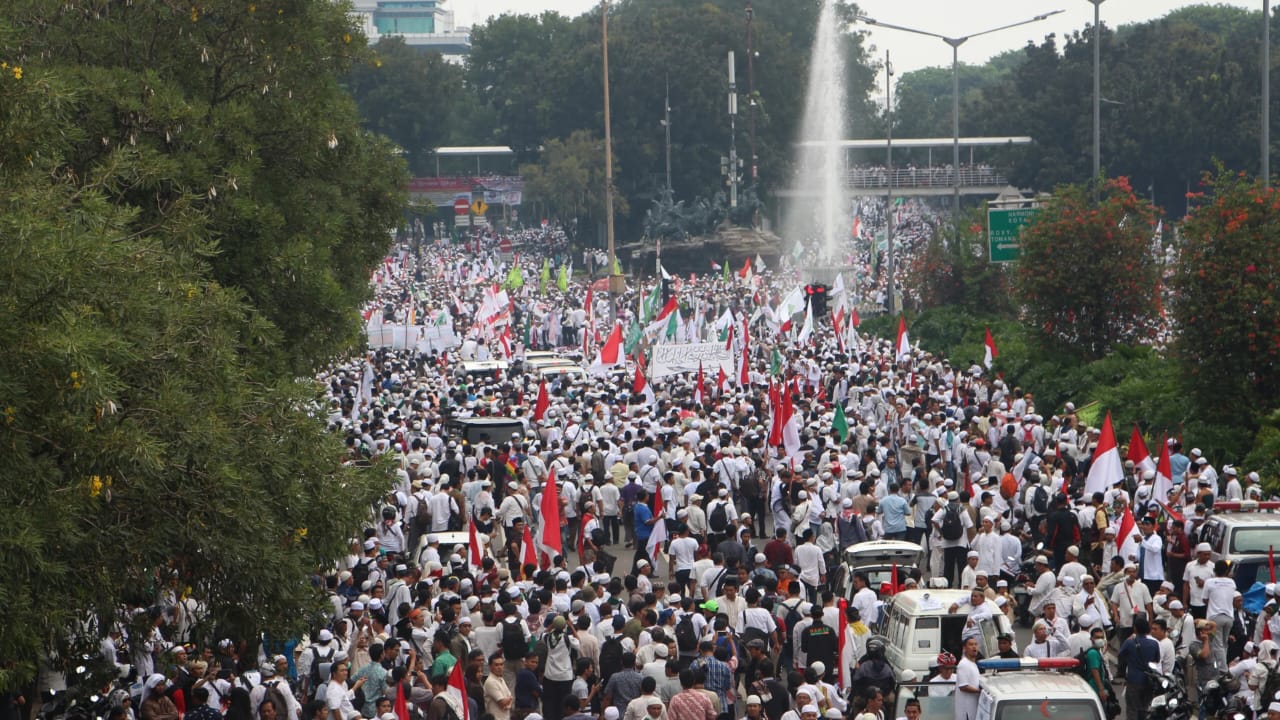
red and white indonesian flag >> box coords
[447,651,471,720]
[1112,504,1139,564]
[646,482,667,565]
[983,327,998,369]
[532,379,550,421]
[1083,411,1123,498]
[632,364,655,407]
[895,316,911,362]
[536,468,563,567]
[468,516,484,573]
[1127,425,1156,476]
[1153,434,1174,505]
[589,321,624,375]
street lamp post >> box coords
[885,50,896,314]
[1265,0,1272,184]
[602,0,622,297]
[1086,0,1104,199]
[857,11,1063,237]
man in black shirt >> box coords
[799,606,837,684]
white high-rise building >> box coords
[348,0,472,59]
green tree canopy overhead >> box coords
[0,0,401,691]
[4,0,407,375]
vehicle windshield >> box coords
[1230,527,1280,554]
[895,683,954,720]
[995,699,1101,720]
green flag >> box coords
[539,258,550,296]
[557,265,568,293]
[832,403,849,443]
[770,347,782,376]
[666,308,680,340]
[642,282,662,323]
[524,318,532,347]
[722,259,730,283]
[624,321,642,355]
[505,263,523,290]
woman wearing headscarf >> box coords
[140,675,179,720]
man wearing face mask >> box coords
[1083,627,1110,708]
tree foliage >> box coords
[889,4,1274,215]
[348,37,465,176]
[0,0,398,691]
[904,209,1012,315]
[520,130,628,228]
[1174,169,1280,422]
[4,0,407,375]
[1014,177,1160,359]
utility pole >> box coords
[746,2,757,185]
[1266,0,1272,184]
[663,75,672,198]
[885,50,896,315]
[1089,0,1103,199]
[726,50,739,208]
[602,0,621,295]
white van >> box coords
[878,589,1014,677]
[894,660,1104,720]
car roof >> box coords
[453,417,523,427]
[983,671,1099,699]
[1206,513,1280,526]
[887,589,975,614]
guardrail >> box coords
[847,167,1008,189]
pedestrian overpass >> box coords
[777,136,1033,198]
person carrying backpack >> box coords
[931,491,973,589]
[301,630,337,703]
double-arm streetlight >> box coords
[855,11,1063,235]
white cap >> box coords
[801,705,819,716]
[746,696,763,706]
[1195,542,1212,553]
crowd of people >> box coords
[79,202,1280,720]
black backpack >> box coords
[709,503,729,533]
[352,557,374,588]
[501,618,528,660]
[599,635,624,678]
[940,505,964,541]
[675,614,698,653]
[1032,485,1049,515]
[307,645,334,698]
[264,681,292,720]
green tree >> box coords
[1014,177,1159,359]
[4,0,407,375]
[1174,169,1280,422]
[904,208,1013,316]
[348,37,465,176]
[0,67,391,692]
[521,130,629,234]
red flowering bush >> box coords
[1014,177,1160,359]
[1175,169,1280,419]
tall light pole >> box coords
[885,50,896,314]
[1088,0,1103,197]
[602,0,622,296]
[727,51,740,208]
[746,1,758,185]
[1266,0,1272,184]
[857,11,1063,236]
[662,75,672,198]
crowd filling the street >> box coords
[78,204,1280,720]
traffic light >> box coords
[805,284,828,317]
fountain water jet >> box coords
[784,0,849,262]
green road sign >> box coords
[987,207,1039,263]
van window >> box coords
[995,699,1100,720]
[1231,527,1280,554]
[913,617,939,650]
[939,616,967,658]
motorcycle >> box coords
[1144,662,1192,720]
[1200,670,1244,719]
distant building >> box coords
[349,0,472,59]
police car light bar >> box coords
[1212,501,1280,512]
[977,658,1080,671]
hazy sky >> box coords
[455,0,1263,89]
